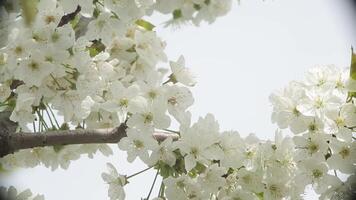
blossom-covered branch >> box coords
[0,0,355,200]
[0,123,126,157]
[0,122,179,157]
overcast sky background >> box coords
[1,0,356,199]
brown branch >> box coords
[0,123,179,158]
[58,6,81,27]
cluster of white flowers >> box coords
[101,65,356,199]
[0,0,197,170]
[0,186,44,200]
[154,0,232,26]
[0,0,355,200]
[0,143,113,171]
[269,65,356,199]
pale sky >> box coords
[1,0,355,199]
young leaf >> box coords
[350,47,356,80]
[20,0,38,26]
[135,19,155,31]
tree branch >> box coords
[58,5,81,27]
[0,123,179,158]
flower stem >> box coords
[36,110,49,130]
[46,103,60,129]
[33,121,36,133]
[127,166,152,179]
[158,181,165,198]
[162,128,180,134]
[145,170,159,200]
[44,106,56,129]
[50,74,63,90]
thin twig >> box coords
[127,166,152,179]
[145,170,159,200]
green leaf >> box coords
[70,14,81,29]
[157,161,174,178]
[347,48,356,102]
[193,4,201,10]
[7,98,16,109]
[20,0,38,26]
[93,7,100,18]
[350,47,356,80]
[53,145,64,153]
[60,123,70,130]
[256,192,264,200]
[126,45,136,53]
[0,163,6,173]
[135,19,155,31]
[173,9,182,20]
[194,162,206,174]
[88,47,99,57]
[86,40,106,57]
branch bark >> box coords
[0,122,179,158]
[58,5,81,27]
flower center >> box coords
[335,117,345,127]
[307,142,319,154]
[314,97,324,109]
[28,61,39,71]
[312,169,323,179]
[143,113,153,124]
[14,46,23,55]
[339,147,350,159]
[119,98,129,107]
[308,123,318,132]
[176,180,185,189]
[45,15,56,24]
[191,147,198,156]
[148,91,157,99]
[168,97,178,105]
[317,79,326,87]
[133,140,144,149]
[292,107,300,117]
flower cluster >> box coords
[0,186,44,200]
[102,66,355,199]
[0,0,196,170]
[0,143,113,171]
[270,65,356,199]
[154,0,232,26]
[0,0,355,200]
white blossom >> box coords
[101,162,127,200]
[118,128,158,163]
[169,55,196,87]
